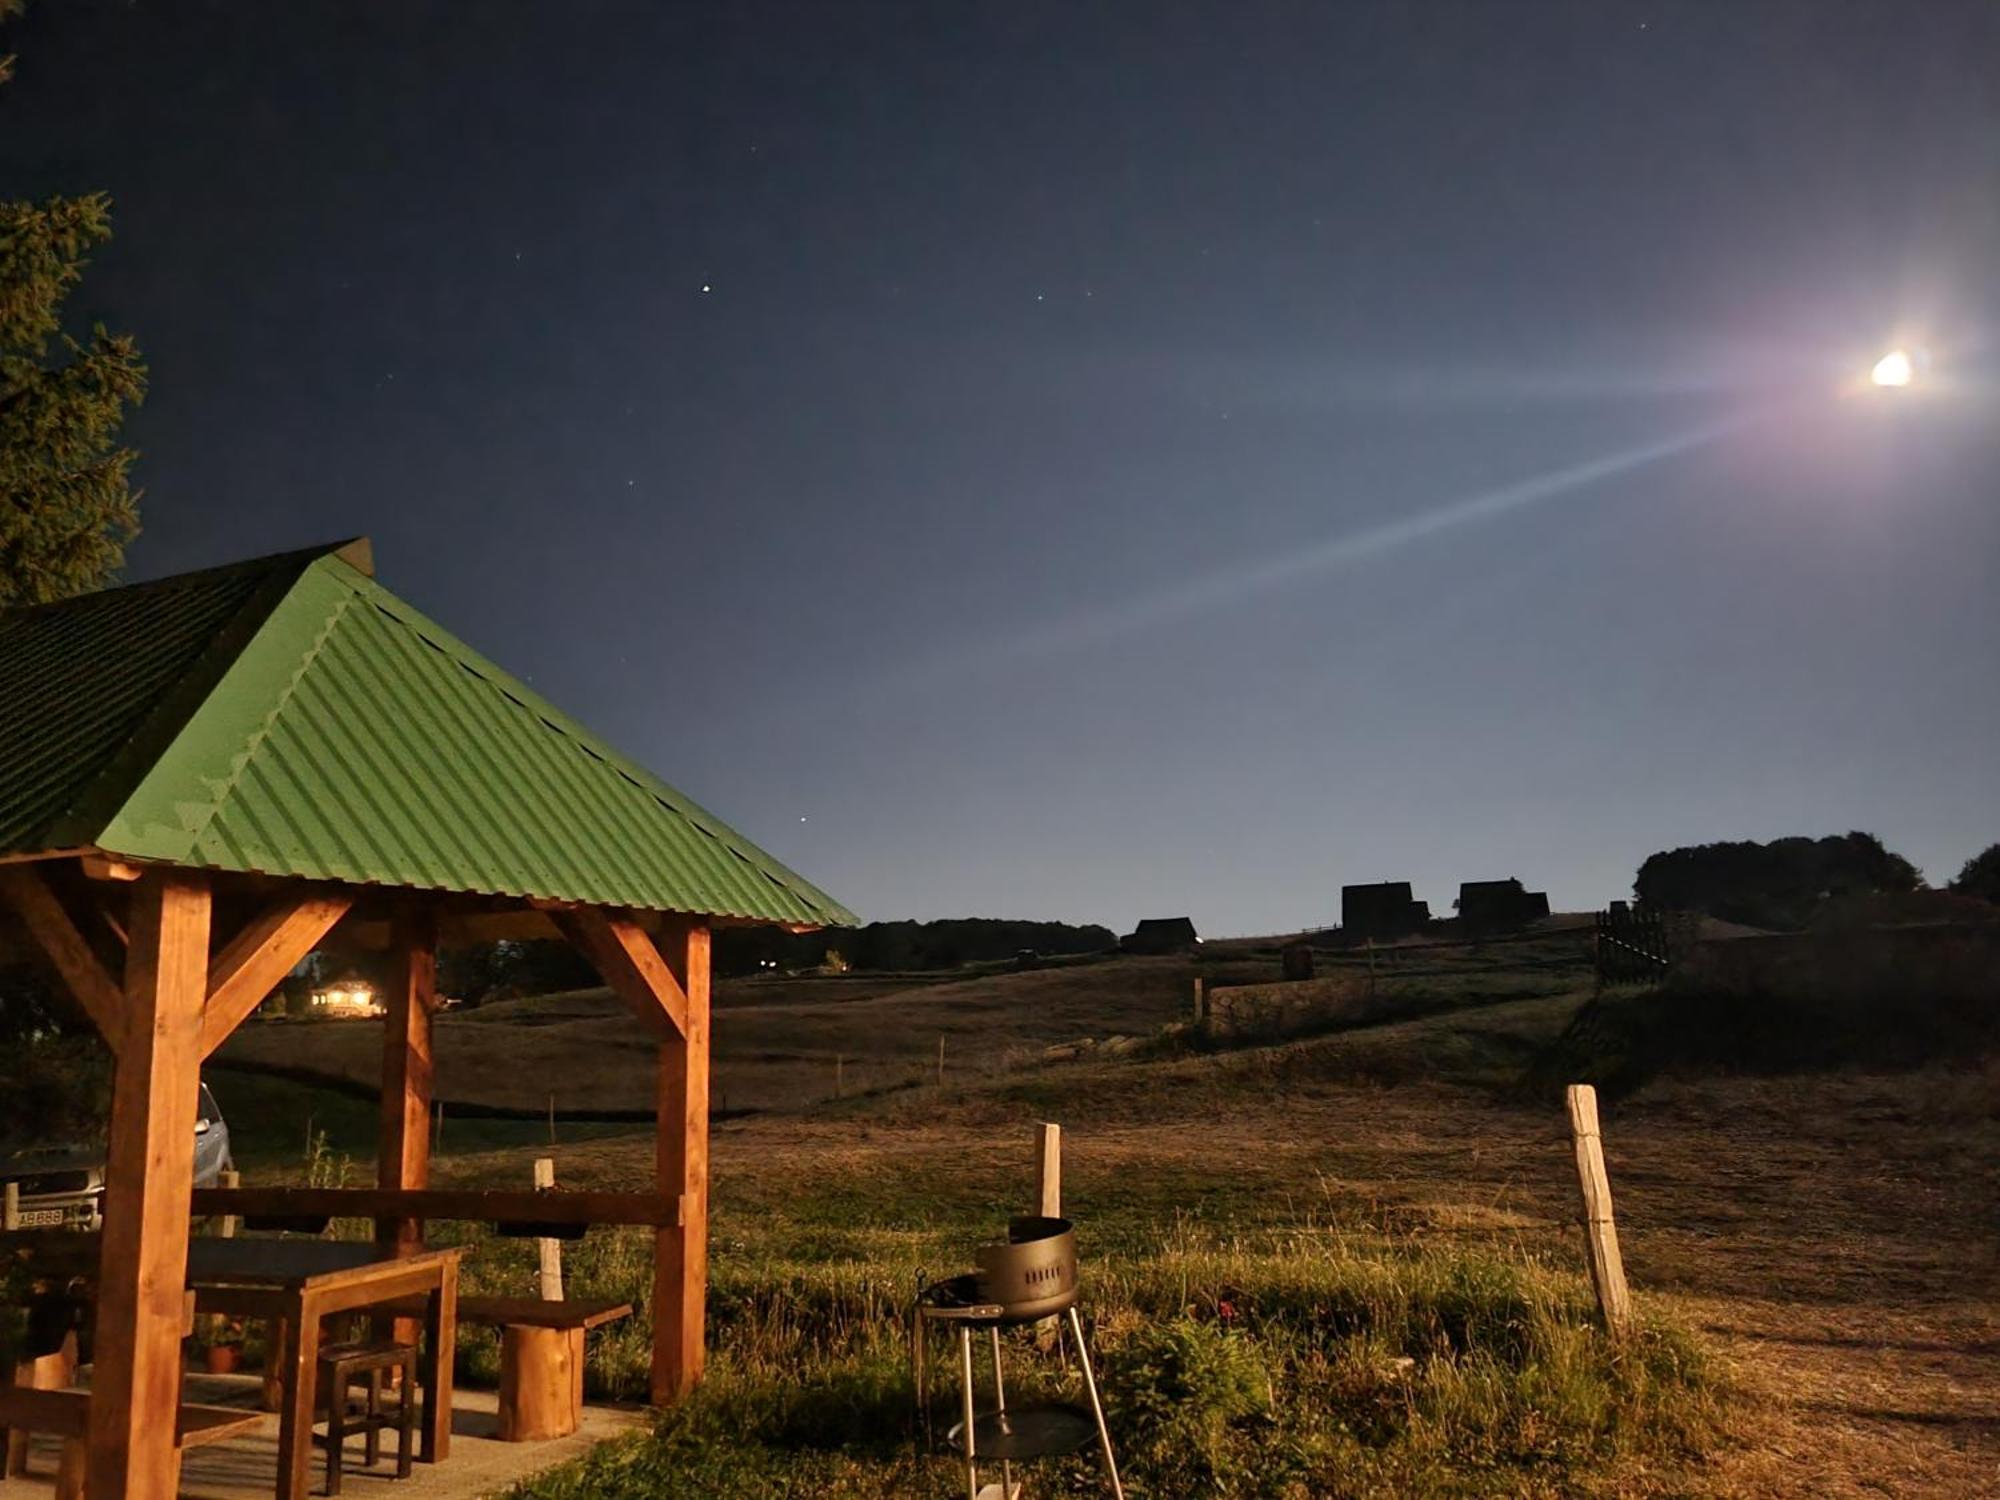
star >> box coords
[701,284,713,294]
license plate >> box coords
[15,1208,64,1228]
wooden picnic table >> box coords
[3,1233,460,1500]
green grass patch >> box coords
[507,1221,1726,1499]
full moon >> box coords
[1870,349,1914,387]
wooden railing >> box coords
[189,1186,680,1228]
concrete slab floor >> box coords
[0,1373,648,1500]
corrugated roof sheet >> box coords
[0,543,854,927]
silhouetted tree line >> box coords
[436,940,596,1006]
[715,919,1116,977]
[1953,843,2000,904]
[1634,831,1921,930]
[426,919,1117,1003]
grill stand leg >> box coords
[1068,1307,1124,1500]
[912,1304,929,1451]
[988,1327,1014,1499]
[959,1327,978,1500]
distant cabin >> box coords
[1120,917,1200,954]
[1341,882,1431,940]
[1457,878,1551,934]
[309,974,381,1018]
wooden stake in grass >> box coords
[937,1035,946,1089]
[834,1054,845,1100]
[1565,1084,1632,1335]
[1034,1123,1061,1219]
[534,1157,563,1301]
[1033,1123,1062,1350]
[217,1169,240,1240]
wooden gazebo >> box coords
[0,541,853,1499]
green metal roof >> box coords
[0,542,855,927]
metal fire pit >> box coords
[975,1215,1078,1323]
[913,1214,1123,1498]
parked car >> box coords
[0,1082,234,1231]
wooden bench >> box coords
[0,1386,265,1499]
[379,1294,633,1441]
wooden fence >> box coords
[1592,908,1672,985]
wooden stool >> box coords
[315,1340,417,1495]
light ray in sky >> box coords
[921,409,1751,679]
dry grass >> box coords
[215,940,2000,1494]
[218,955,1199,1114]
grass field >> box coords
[206,929,2000,1496]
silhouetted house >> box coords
[1121,917,1200,954]
[1341,882,1431,939]
[1457,878,1550,933]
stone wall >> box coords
[1204,974,1382,1041]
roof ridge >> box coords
[158,569,359,861]
[342,571,823,901]
[41,553,329,850]
[0,540,369,623]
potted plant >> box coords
[202,1318,245,1374]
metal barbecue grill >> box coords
[914,1216,1123,1499]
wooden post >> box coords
[217,1167,241,1238]
[203,1167,242,1346]
[654,917,711,1405]
[1565,1084,1632,1335]
[834,1054,844,1099]
[1032,1123,1062,1350]
[936,1035,946,1089]
[378,907,437,1262]
[1,1181,16,1231]
[534,1157,563,1301]
[1034,1123,1061,1219]
[88,870,210,1500]
[1191,977,1207,1024]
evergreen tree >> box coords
[0,0,147,608]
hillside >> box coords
[216,954,1201,1115]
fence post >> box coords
[1034,1123,1061,1219]
[217,1168,240,1239]
[534,1157,563,1301]
[2,1181,17,1232]
[1033,1123,1062,1348]
[1565,1085,1631,1335]
[936,1035,946,1089]
[1191,977,1207,1024]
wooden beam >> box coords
[188,1186,679,1227]
[341,907,565,952]
[88,870,210,1500]
[554,908,688,1038]
[200,888,353,1057]
[0,864,127,1051]
[654,917,710,1405]
[379,907,438,1262]
[79,853,143,883]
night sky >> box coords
[5,1,1996,934]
